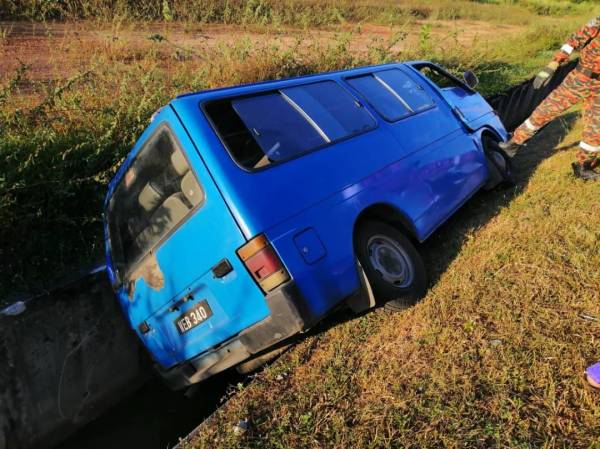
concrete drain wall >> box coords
[0,267,148,449]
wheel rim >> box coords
[367,234,414,288]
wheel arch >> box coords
[352,203,419,247]
[478,126,503,147]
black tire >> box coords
[354,221,427,312]
[482,135,515,189]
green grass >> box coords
[0,3,595,297]
[186,118,600,449]
[1,1,598,445]
[0,0,595,25]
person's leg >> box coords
[579,85,600,165]
[512,71,587,145]
[573,84,600,180]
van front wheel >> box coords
[355,221,428,311]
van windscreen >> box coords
[106,126,204,280]
[204,81,376,170]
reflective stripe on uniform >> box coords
[560,43,574,55]
[524,119,540,131]
[580,141,600,152]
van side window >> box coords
[232,93,326,164]
[347,69,434,121]
[107,126,204,277]
[347,75,412,121]
[205,81,376,170]
[204,99,265,170]
[375,69,435,112]
[282,81,376,141]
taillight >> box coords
[237,234,290,293]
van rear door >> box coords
[106,106,269,369]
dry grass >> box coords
[1,1,599,446]
[187,118,600,448]
[1,0,593,26]
[3,11,585,298]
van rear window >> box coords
[205,81,376,170]
[347,69,434,121]
[107,126,204,279]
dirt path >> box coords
[1,19,524,84]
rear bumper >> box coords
[158,281,313,390]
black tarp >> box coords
[485,60,579,132]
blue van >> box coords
[104,61,510,389]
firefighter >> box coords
[500,16,599,181]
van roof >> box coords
[174,61,422,103]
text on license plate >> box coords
[174,300,213,334]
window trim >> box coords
[107,122,205,283]
[410,62,476,94]
[373,73,415,113]
[279,90,331,143]
[200,79,379,173]
[343,68,437,124]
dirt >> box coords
[0,19,524,84]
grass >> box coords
[0,0,595,26]
[185,118,600,449]
[1,0,598,446]
[0,2,595,297]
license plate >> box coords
[174,300,213,334]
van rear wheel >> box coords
[355,221,427,311]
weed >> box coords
[0,23,12,44]
[0,2,598,446]
[1,1,597,297]
[1,0,596,25]
[162,0,173,22]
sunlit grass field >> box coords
[0,0,595,25]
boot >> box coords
[587,362,600,390]
[498,140,522,158]
[572,162,600,181]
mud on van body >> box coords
[104,61,509,389]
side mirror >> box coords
[463,70,479,89]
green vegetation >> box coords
[0,1,595,296]
[1,0,599,446]
[0,0,595,25]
